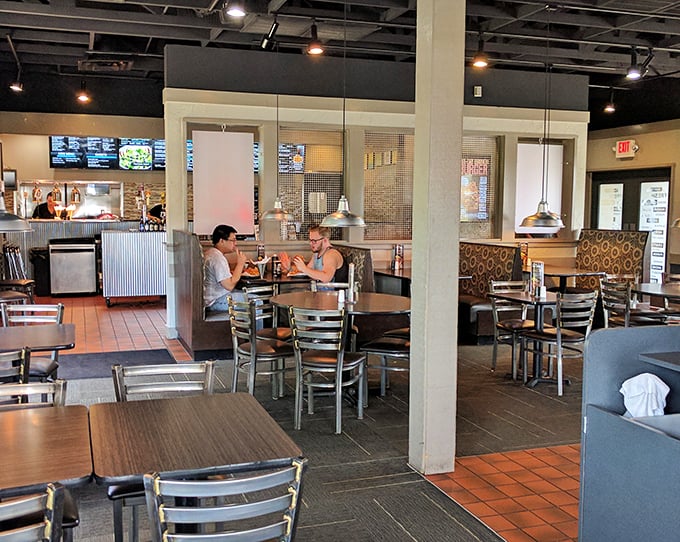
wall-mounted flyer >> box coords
[638,181,669,283]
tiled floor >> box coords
[45,293,581,542]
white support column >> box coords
[409,0,464,474]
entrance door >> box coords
[591,167,670,282]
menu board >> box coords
[49,136,118,169]
[460,157,490,221]
[278,144,305,173]
[118,138,153,170]
[186,140,194,172]
[152,139,166,170]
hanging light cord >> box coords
[541,5,553,204]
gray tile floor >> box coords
[65,344,582,541]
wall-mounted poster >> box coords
[460,157,490,221]
[597,183,623,229]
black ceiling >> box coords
[2,0,680,130]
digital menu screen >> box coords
[152,139,166,170]
[118,137,153,170]
[50,136,118,169]
[186,140,194,172]
[278,144,305,174]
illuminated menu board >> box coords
[278,144,305,173]
[118,138,153,170]
[49,136,118,169]
[152,139,166,170]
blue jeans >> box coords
[206,290,246,312]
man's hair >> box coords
[309,225,330,239]
[211,224,237,245]
[46,192,54,199]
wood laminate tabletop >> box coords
[0,405,92,497]
[90,393,303,484]
[271,291,411,315]
[0,323,76,352]
[633,282,680,300]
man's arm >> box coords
[294,250,341,282]
[220,249,247,290]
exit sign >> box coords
[614,139,638,158]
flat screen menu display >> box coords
[278,144,305,173]
[152,139,166,170]
[49,136,118,169]
[118,137,153,170]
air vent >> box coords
[78,59,134,72]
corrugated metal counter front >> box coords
[102,231,166,305]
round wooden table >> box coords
[271,291,410,315]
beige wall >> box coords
[587,119,680,262]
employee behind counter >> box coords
[32,192,57,219]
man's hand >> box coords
[279,252,291,271]
[235,249,247,271]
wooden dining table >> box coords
[633,282,680,302]
[524,265,605,293]
[0,405,92,497]
[271,291,411,315]
[0,323,76,353]
[89,393,303,484]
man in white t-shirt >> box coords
[204,224,247,312]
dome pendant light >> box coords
[520,6,564,230]
[320,1,366,229]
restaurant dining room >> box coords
[6,1,680,541]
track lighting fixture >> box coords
[604,88,616,113]
[6,35,23,93]
[471,34,489,68]
[223,0,246,17]
[260,19,279,50]
[626,47,654,80]
[76,80,91,103]
[306,22,324,55]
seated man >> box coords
[280,225,348,283]
[204,224,247,312]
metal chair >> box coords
[661,272,680,312]
[489,280,535,380]
[0,347,31,384]
[290,306,366,434]
[600,278,667,327]
[112,361,216,401]
[109,361,216,542]
[0,380,67,411]
[520,291,597,396]
[0,482,65,542]
[1,304,65,382]
[0,279,36,303]
[143,458,307,542]
[360,335,409,405]
[242,284,292,341]
[229,297,294,398]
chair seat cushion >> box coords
[301,350,366,369]
[107,483,145,500]
[28,357,59,378]
[361,336,410,355]
[257,327,292,341]
[498,319,535,332]
[238,339,294,358]
[522,327,585,343]
[383,327,410,338]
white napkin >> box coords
[619,372,670,418]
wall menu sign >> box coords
[460,157,490,222]
[49,136,118,169]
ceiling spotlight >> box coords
[224,0,246,17]
[260,19,279,50]
[77,80,91,103]
[7,35,23,93]
[471,34,489,68]
[306,23,324,55]
[604,88,616,113]
[625,47,654,80]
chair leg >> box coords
[231,355,239,393]
[557,349,564,396]
[379,355,388,396]
[248,356,256,395]
[357,364,365,421]
[306,373,314,414]
[129,504,139,542]
[62,527,74,542]
[294,365,303,430]
[335,373,343,434]
[520,337,529,385]
[112,500,124,542]
[491,338,499,372]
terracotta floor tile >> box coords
[455,475,492,490]
[483,514,517,532]
[483,472,518,486]
[555,519,579,538]
[463,501,497,517]
[497,528,538,542]
[504,510,544,529]
[523,523,573,541]
[542,491,579,507]
[533,505,575,524]
[485,497,527,514]
[468,485,507,501]
[496,482,537,498]
[513,494,553,510]
[532,466,567,480]
[550,477,580,491]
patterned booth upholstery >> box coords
[574,229,649,291]
[459,242,523,344]
[336,245,375,293]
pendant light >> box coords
[7,35,24,93]
[261,94,293,222]
[320,1,366,229]
[520,5,564,230]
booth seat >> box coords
[174,230,232,360]
[458,241,523,344]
